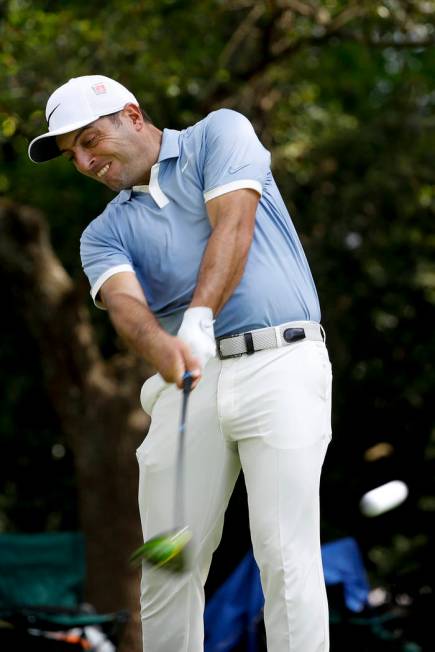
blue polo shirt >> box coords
[80,109,321,337]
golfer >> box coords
[29,75,333,652]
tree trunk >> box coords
[0,199,150,652]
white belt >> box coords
[216,321,325,360]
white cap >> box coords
[28,75,138,163]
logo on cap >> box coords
[47,103,61,126]
[92,83,107,95]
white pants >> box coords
[136,337,333,652]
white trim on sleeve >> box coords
[203,179,262,203]
[90,264,134,310]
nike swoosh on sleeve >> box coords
[228,163,250,174]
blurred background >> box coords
[0,1,434,650]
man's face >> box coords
[56,108,149,191]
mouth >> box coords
[97,162,111,179]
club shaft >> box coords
[174,374,192,529]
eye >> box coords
[84,135,97,148]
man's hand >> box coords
[140,329,202,415]
[146,329,201,389]
[99,272,202,388]
[177,307,216,371]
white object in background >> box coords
[84,626,116,652]
[360,480,409,517]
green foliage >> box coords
[1,0,435,592]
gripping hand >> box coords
[177,307,216,370]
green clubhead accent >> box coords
[129,527,192,572]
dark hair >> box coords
[107,107,152,126]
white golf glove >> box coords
[140,307,215,416]
[140,373,169,416]
[177,306,216,370]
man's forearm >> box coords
[103,290,201,385]
[190,215,254,315]
[104,292,164,365]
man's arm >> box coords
[191,188,259,314]
[100,188,258,386]
[175,187,258,369]
[99,271,200,387]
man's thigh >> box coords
[228,340,332,546]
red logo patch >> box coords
[92,83,107,95]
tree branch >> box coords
[200,1,435,112]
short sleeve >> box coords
[80,213,134,310]
[202,109,271,203]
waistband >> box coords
[216,321,325,360]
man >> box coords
[29,74,332,652]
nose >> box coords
[74,148,96,174]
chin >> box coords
[105,179,127,192]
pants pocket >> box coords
[139,373,169,417]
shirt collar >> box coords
[158,128,181,162]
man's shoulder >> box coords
[200,108,248,132]
[180,110,253,164]
[202,109,257,147]
[183,109,248,139]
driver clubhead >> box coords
[129,526,192,573]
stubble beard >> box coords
[102,163,134,192]
[110,158,149,192]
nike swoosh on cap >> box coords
[47,103,61,127]
[228,163,250,174]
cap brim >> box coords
[28,118,96,163]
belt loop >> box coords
[274,325,282,347]
[320,324,326,343]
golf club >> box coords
[130,371,193,572]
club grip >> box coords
[182,371,193,393]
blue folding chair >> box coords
[204,537,371,652]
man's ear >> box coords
[122,103,143,130]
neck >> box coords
[140,124,163,184]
